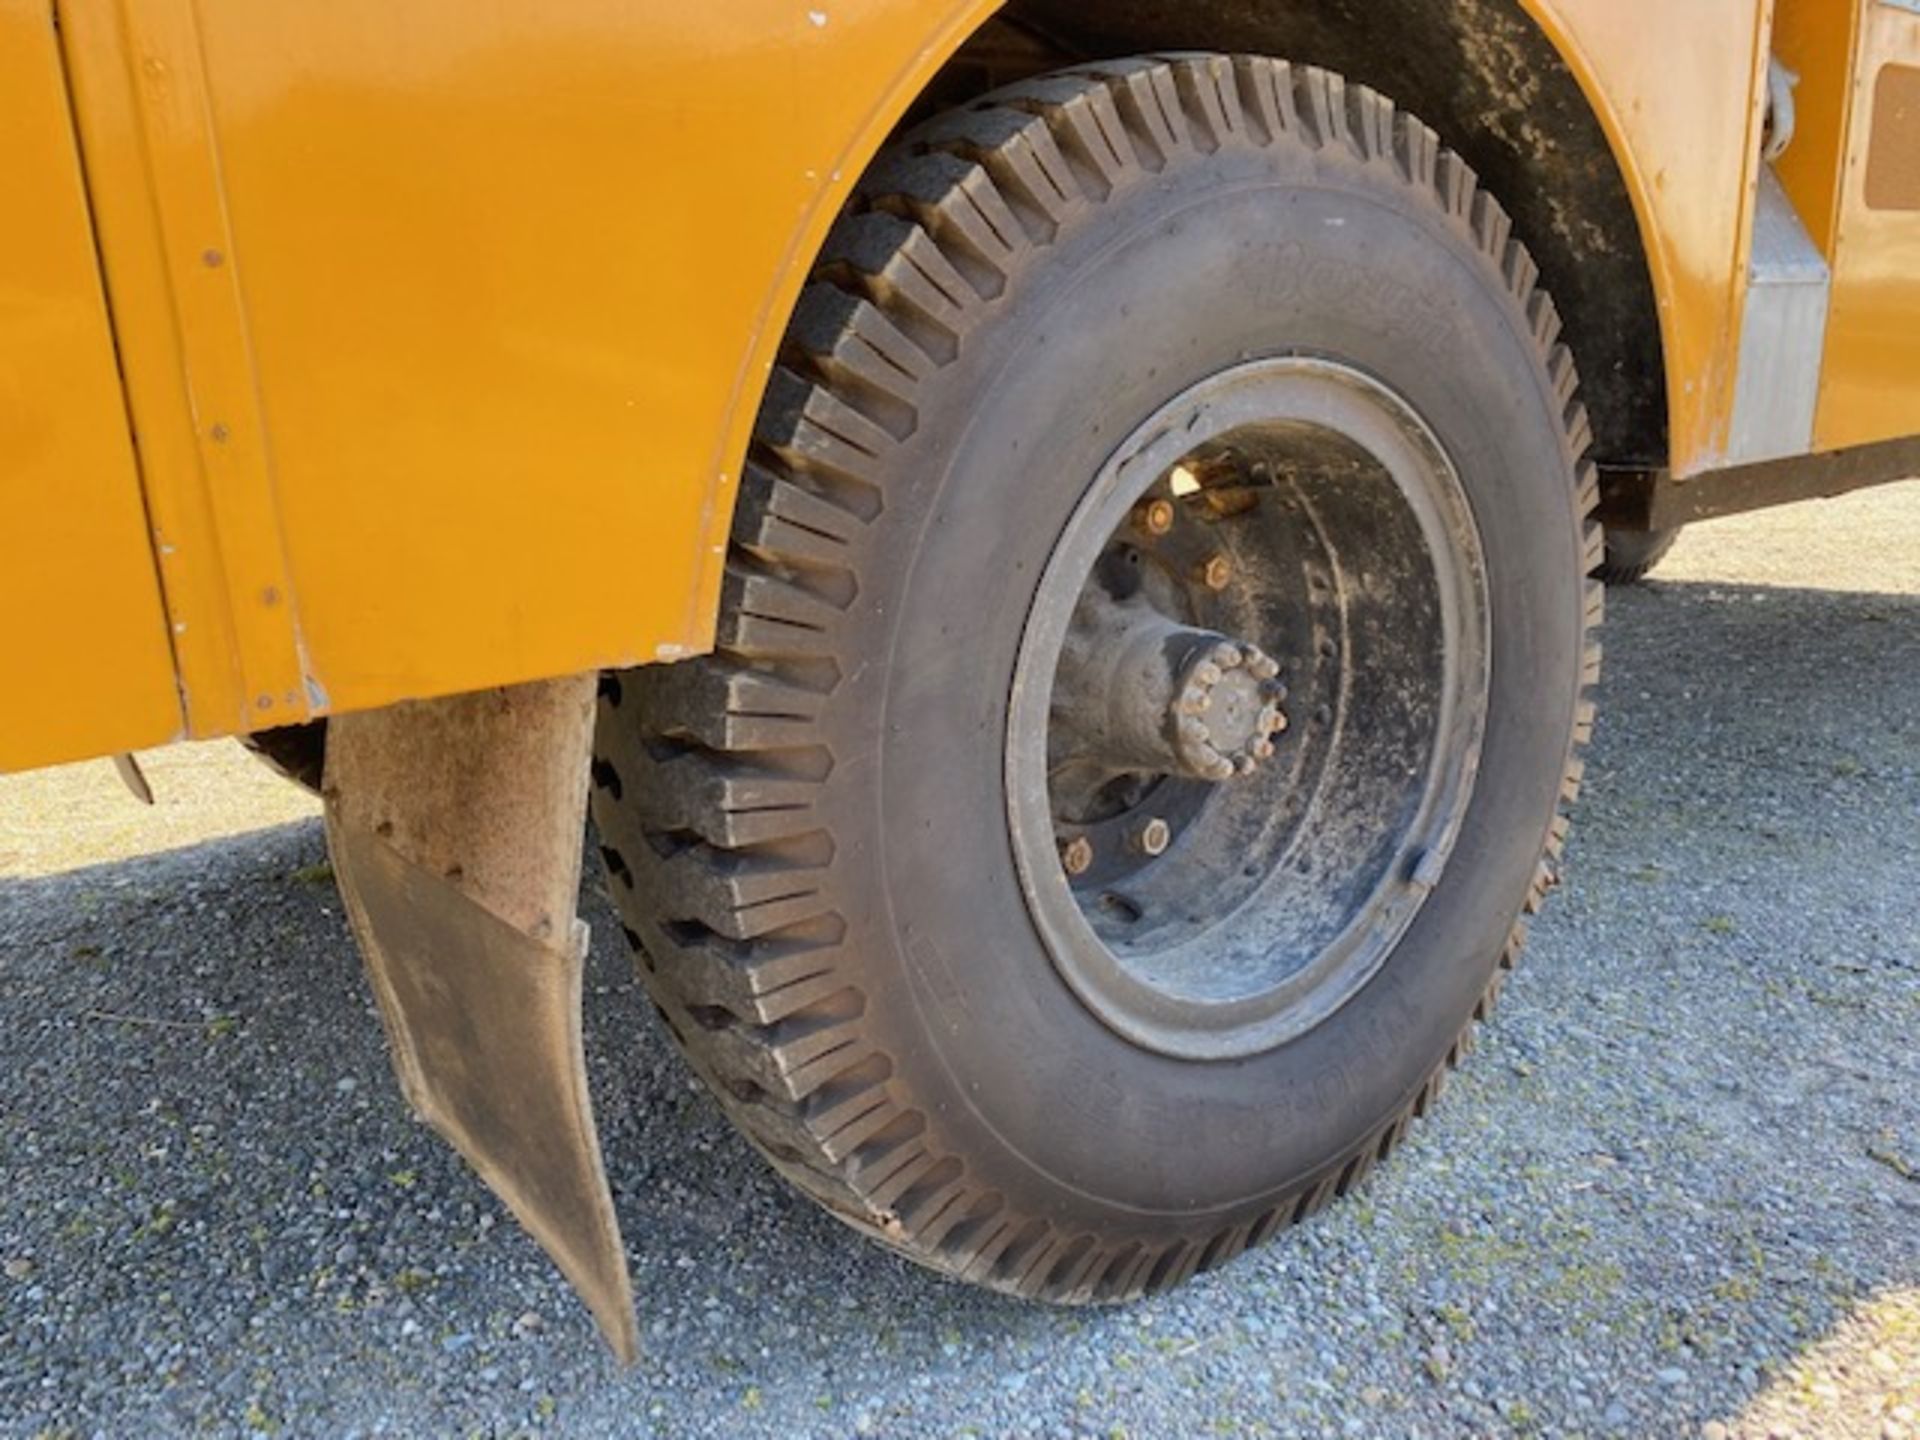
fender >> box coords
[722,0,1769,512]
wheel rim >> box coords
[1006,358,1492,1060]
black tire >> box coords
[1597,525,1680,584]
[592,55,1602,1302]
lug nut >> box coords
[1060,835,1095,876]
[1133,498,1176,537]
[1197,553,1233,591]
[1130,817,1172,857]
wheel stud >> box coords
[1129,817,1172,857]
[1133,498,1176,537]
[1060,835,1095,876]
[1197,553,1233,591]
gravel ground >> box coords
[2,485,1916,1440]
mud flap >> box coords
[322,676,637,1362]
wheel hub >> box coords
[1006,358,1492,1060]
[1050,586,1289,784]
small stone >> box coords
[1701,1422,1731,1440]
[512,1311,544,1338]
[4,1258,35,1281]
[1656,1367,1688,1387]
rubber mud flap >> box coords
[325,676,637,1361]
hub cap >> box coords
[1006,359,1492,1060]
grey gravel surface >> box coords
[3,486,1917,1439]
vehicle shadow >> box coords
[0,576,1914,1437]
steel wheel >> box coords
[1009,359,1490,1059]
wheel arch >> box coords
[723,0,1694,540]
[1003,0,1677,472]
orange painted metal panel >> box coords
[0,0,181,772]
[1816,1,1920,450]
[59,1,269,736]
[1773,0,1862,259]
[1524,0,1774,475]
[37,0,1793,767]
[63,0,1004,739]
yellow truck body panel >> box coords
[1813,1,1920,449]
[0,0,181,770]
[3,0,1915,773]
